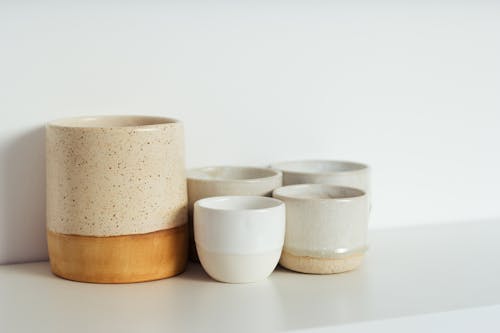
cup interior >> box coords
[196,196,283,211]
[272,160,367,174]
[188,166,279,181]
[48,115,178,128]
[273,184,364,200]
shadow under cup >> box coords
[194,196,285,283]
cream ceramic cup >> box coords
[271,160,370,195]
[194,196,285,283]
[273,184,369,274]
[46,115,188,283]
[187,166,282,261]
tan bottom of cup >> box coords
[47,224,188,283]
[280,250,364,274]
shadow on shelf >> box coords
[178,261,219,283]
[0,126,47,264]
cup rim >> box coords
[47,115,181,129]
[187,166,282,184]
[195,195,284,212]
[271,159,369,176]
[273,184,366,202]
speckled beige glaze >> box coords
[46,116,188,283]
[46,115,187,236]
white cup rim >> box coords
[273,184,366,202]
[271,159,369,176]
[47,115,181,129]
[187,166,281,184]
[195,195,284,212]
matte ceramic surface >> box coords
[197,248,282,284]
[46,115,188,283]
[273,184,369,274]
[187,166,282,260]
[271,160,370,195]
[47,225,188,283]
[194,196,285,283]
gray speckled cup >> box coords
[46,115,188,283]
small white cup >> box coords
[194,196,285,283]
[273,184,369,274]
[187,166,282,261]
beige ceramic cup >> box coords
[271,160,370,196]
[273,184,369,274]
[187,166,282,261]
[46,115,188,283]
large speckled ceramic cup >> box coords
[187,166,282,261]
[46,115,188,283]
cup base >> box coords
[47,224,188,283]
[279,250,364,274]
[197,246,282,283]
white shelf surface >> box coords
[1,220,500,332]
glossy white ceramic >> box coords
[194,196,285,283]
[273,184,369,274]
[271,160,370,195]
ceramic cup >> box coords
[194,196,285,283]
[46,115,188,283]
[271,160,370,196]
[273,184,369,274]
[187,166,282,261]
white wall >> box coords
[1,1,499,264]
